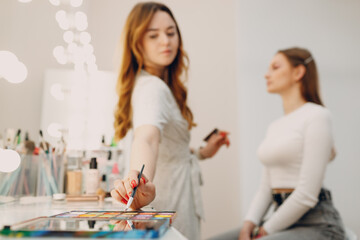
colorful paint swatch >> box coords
[77,213,101,218]
[97,213,120,218]
[138,212,156,215]
[154,215,173,218]
[50,210,176,223]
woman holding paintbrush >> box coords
[110,2,229,239]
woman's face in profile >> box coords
[265,53,296,94]
[141,11,179,70]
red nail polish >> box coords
[125,194,129,200]
[131,180,137,188]
[121,199,128,204]
[141,177,146,184]
[220,132,226,137]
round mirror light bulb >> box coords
[70,0,83,7]
[49,0,60,6]
[63,31,74,43]
[79,32,91,44]
[0,51,28,84]
[74,11,88,31]
[0,149,21,173]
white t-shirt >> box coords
[245,102,335,234]
[130,70,204,240]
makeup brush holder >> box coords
[0,154,39,197]
[0,151,67,198]
[36,152,66,196]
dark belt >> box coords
[272,188,331,206]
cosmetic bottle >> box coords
[108,163,120,192]
[85,157,99,195]
[100,174,107,192]
[67,170,82,195]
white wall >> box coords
[237,0,360,236]
[0,1,61,142]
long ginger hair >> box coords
[114,2,195,141]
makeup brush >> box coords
[13,129,21,147]
[125,164,145,211]
[39,130,49,153]
[24,132,35,155]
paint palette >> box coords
[0,210,176,238]
[52,210,176,224]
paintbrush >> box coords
[24,132,35,155]
[125,164,145,211]
[39,130,49,153]
[13,129,21,148]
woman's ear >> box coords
[293,65,306,82]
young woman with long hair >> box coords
[211,47,345,240]
[110,2,229,239]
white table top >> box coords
[0,196,187,240]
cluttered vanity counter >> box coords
[0,197,187,240]
[0,138,187,239]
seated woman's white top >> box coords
[245,102,335,234]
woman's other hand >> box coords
[238,221,255,240]
[111,170,156,210]
[255,226,268,238]
[200,130,230,158]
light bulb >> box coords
[0,51,28,84]
[53,46,65,59]
[56,55,68,65]
[74,11,88,31]
[63,31,74,43]
[67,42,77,54]
[79,32,91,44]
[0,51,18,64]
[70,0,83,7]
[49,0,60,6]
[7,61,28,84]
[83,44,94,54]
[55,10,69,30]
[0,149,21,173]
